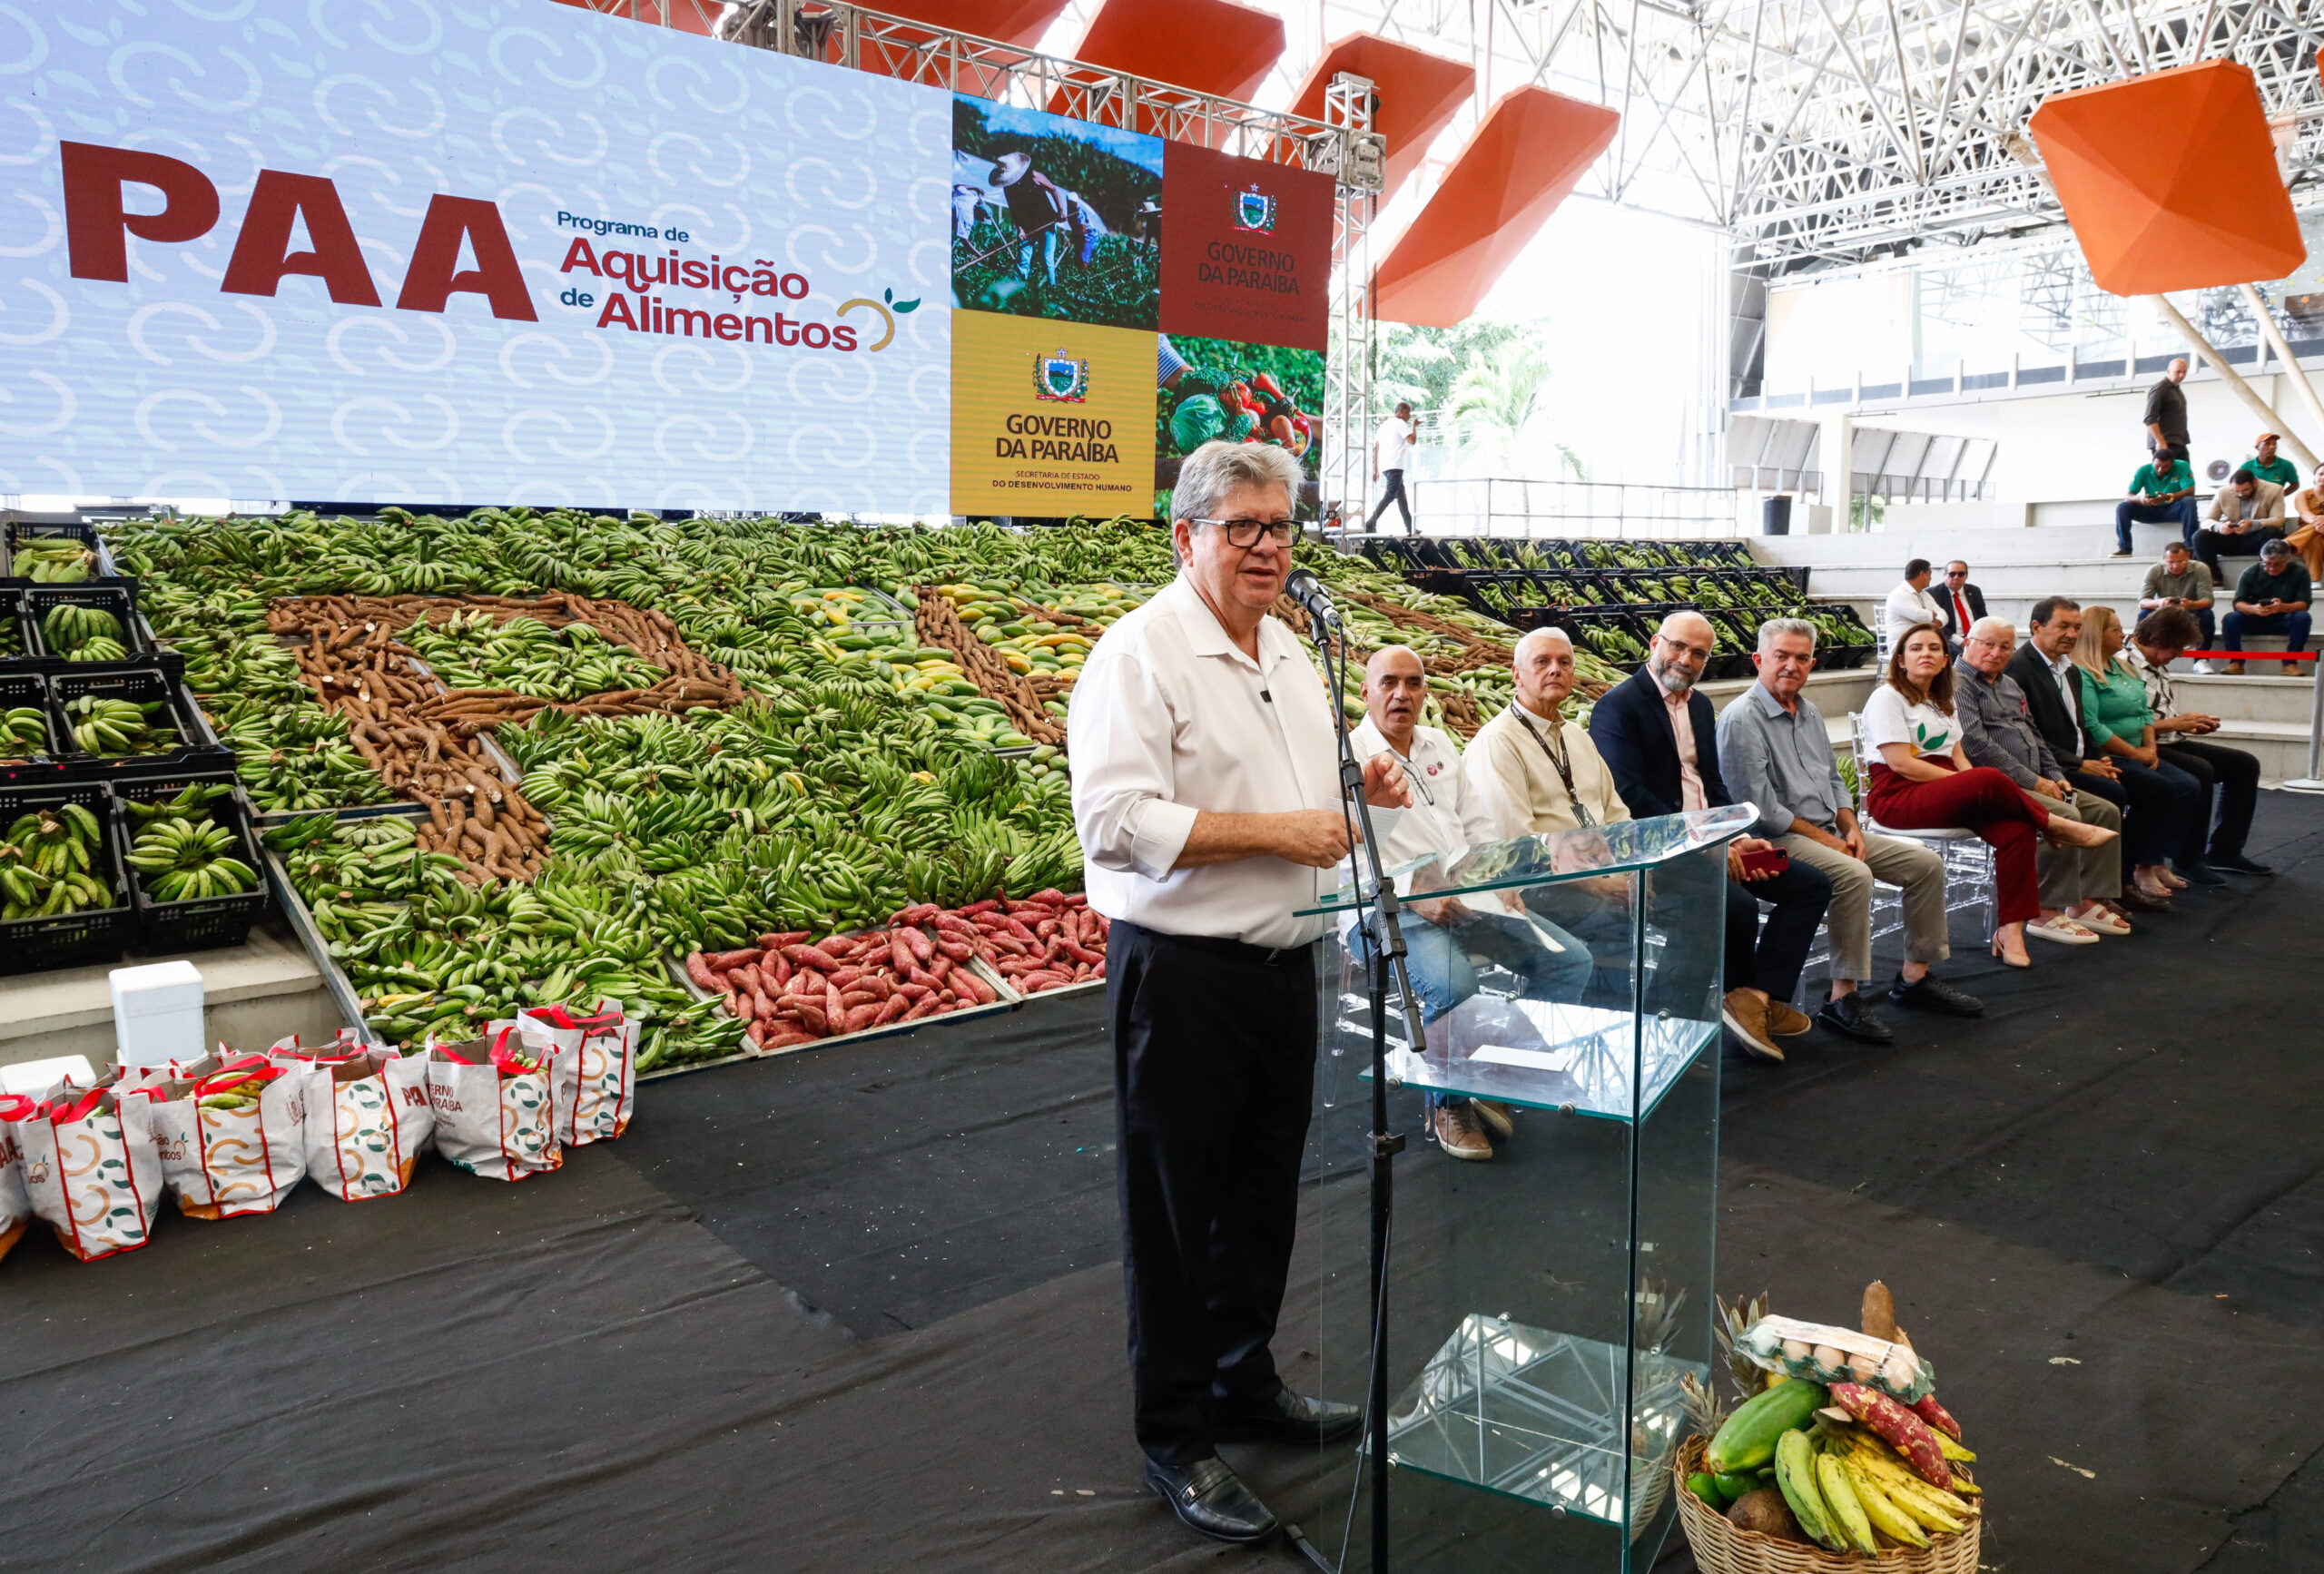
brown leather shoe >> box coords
[1471,1099,1516,1140]
[1766,1000,1814,1037]
[1431,1103,1492,1160]
[1721,989,1783,1061]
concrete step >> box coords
[0,923,345,1071]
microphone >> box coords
[1283,567,1340,631]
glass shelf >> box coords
[1364,1001,1716,1124]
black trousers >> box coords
[2195,525,2284,581]
[1723,859,1833,1004]
[1366,467,1411,532]
[2161,739,2260,861]
[1109,920,1316,1468]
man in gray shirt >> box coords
[1717,617,1981,1044]
[1955,618,2127,942]
[2137,540,2217,661]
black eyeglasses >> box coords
[1192,516,1300,547]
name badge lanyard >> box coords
[1518,712,1595,829]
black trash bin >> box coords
[1762,496,1792,536]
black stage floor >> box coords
[6,796,2324,1571]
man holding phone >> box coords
[1588,611,1832,1062]
[1718,618,1982,1045]
[2220,538,2312,674]
[2137,540,2216,659]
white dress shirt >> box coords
[1069,574,1392,949]
[1344,718,1497,894]
[1883,581,1944,650]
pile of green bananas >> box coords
[63,694,175,756]
[1576,620,1650,665]
[123,784,259,904]
[2,705,47,759]
[226,707,395,812]
[1807,605,1876,648]
[407,612,664,700]
[1,802,115,920]
[11,537,97,583]
[41,603,129,661]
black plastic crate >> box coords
[0,780,133,974]
[2,520,114,585]
[1805,602,1877,670]
[1561,608,1653,673]
[0,670,64,788]
[113,771,271,954]
[23,582,150,662]
[47,663,231,779]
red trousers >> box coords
[1866,758,2051,927]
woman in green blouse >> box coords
[2072,605,2201,900]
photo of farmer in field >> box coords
[952,95,1163,330]
[1155,333,1324,515]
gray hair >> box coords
[1966,615,2014,644]
[1756,616,1817,654]
[1512,626,1573,664]
[1170,440,1305,524]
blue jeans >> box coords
[1351,907,1594,1109]
[2115,497,2199,552]
[2221,608,2311,654]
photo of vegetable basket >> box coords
[1674,1285,1983,1574]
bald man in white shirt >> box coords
[1069,441,1409,1548]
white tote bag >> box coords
[1,1086,165,1262]
[298,1048,435,1202]
[137,1057,310,1219]
[0,1119,30,1264]
[424,1027,561,1183]
[517,999,637,1147]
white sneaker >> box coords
[2192,659,2217,674]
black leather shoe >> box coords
[1215,1387,1363,1444]
[1815,992,1893,1044]
[2176,861,2227,886]
[1145,1455,1277,1544]
[2213,852,2275,876]
[1887,973,1984,1018]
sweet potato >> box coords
[684,952,720,992]
[705,947,763,972]
[1911,1392,1963,1441]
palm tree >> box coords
[1448,345,1584,479]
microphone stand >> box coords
[1302,600,1425,1574]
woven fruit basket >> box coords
[1671,1438,1981,1574]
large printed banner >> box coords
[0,0,1333,517]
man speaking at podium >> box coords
[1070,440,1412,1547]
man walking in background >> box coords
[2144,356,2190,467]
[1367,402,1416,533]
[2113,447,2199,556]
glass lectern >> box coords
[1294,805,1749,1573]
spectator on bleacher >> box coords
[1587,611,1833,1062]
[1955,618,2126,943]
[2196,467,2286,582]
[2143,357,2191,464]
[2246,432,2299,490]
[1883,559,1945,653]
[1346,645,1589,1161]
[2004,598,2169,910]
[2072,605,2201,901]
[1866,625,2118,969]
[1717,617,1976,1044]
[2121,608,2273,879]
[1934,561,1984,654]
[2220,537,2313,674]
[2286,460,2324,581]
[2112,448,2199,556]
[2137,540,2217,663]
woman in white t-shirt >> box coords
[1863,625,2118,968]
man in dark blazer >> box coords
[2004,597,2164,911]
[1934,560,1986,652]
[1589,610,1832,1060]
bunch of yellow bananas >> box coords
[126,815,258,904]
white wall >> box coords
[1766,273,1915,390]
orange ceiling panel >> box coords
[1289,34,1474,204]
[1371,86,1618,328]
[2028,60,2304,296]
[1061,0,1285,103]
[870,0,1071,44]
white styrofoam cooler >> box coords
[111,961,206,1067]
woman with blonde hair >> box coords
[1863,625,2118,968]
[2072,604,2202,900]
